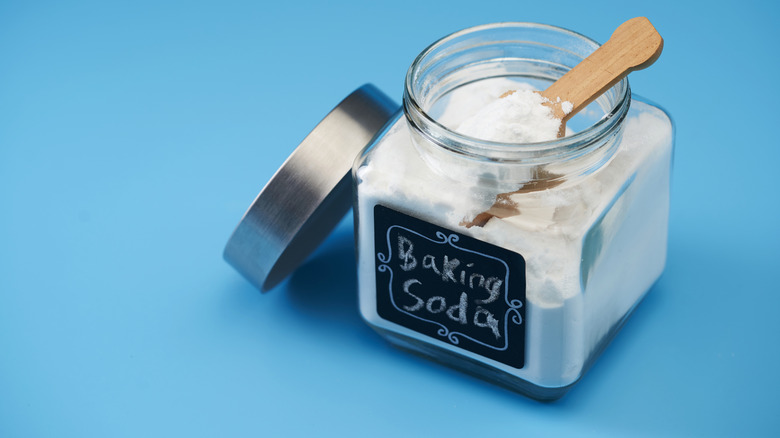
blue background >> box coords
[1,1,778,436]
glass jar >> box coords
[352,23,673,400]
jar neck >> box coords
[402,22,630,187]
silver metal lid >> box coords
[224,84,398,291]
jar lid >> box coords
[223,84,398,291]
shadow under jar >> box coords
[353,22,673,400]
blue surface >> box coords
[1,1,779,436]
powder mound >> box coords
[455,89,562,143]
[561,100,574,115]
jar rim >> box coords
[403,21,631,164]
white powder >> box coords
[355,79,673,390]
[454,88,573,143]
[561,100,574,115]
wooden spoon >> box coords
[462,17,663,228]
[502,17,663,137]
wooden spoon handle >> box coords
[541,17,664,121]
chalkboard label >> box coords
[374,205,525,369]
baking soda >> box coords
[355,78,673,389]
[456,88,564,143]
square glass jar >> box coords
[352,22,673,400]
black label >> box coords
[374,205,526,369]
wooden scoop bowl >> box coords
[463,17,664,228]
